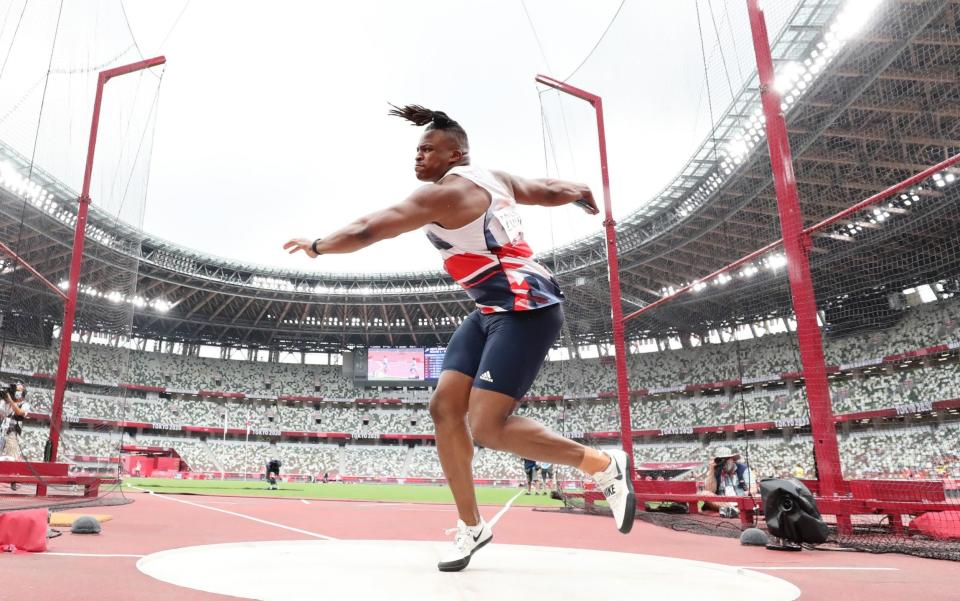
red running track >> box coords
[5,490,959,601]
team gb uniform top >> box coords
[422,165,564,313]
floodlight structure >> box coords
[48,56,166,463]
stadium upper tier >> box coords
[6,296,960,436]
[0,296,953,393]
[0,0,957,349]
[18,357,960,435]
[7,295,959,482]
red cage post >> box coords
[745,1,845,498]
[616,2,960,528]
[48,56,166,463]
[534,75,635,465]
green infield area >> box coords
[125,477,567,507]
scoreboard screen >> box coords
[367,348,424,381]
[358,347,447,385]
[424,348,446,381]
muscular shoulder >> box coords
[490,170,517,195]
[407,180,463,211]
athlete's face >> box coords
[414,129,465,182]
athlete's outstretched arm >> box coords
[283,185,455,258]
[493,171,599,215]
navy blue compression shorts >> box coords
[441,303,564,399]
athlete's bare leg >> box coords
[467,388,610,475]
[430,371,480,526]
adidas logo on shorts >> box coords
[478,371,494,383]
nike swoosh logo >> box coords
[473,529,484,542]
[614,458,623,481]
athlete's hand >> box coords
[283,238,319,258]
[574,186,600,215]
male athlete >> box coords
[285,105,635,572]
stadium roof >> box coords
[2,0,958,351]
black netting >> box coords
[0,4,161,512]
[538,0,960,561]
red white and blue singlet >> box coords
[423,166,564,313]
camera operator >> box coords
[0,381,28,461]
[701,446,756,518]
[1,381,29,490]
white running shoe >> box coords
[437,518,493,572]
[592,449,636,534]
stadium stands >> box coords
[2,297,958,481]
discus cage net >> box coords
[536,0,960,561]
[0,2,164,512]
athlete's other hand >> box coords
[283,238,319,258]
[575,186,600,215]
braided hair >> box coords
[388,104,469,151]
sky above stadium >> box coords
[1,1,794,274]
[127,0,774,274]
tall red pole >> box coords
[746,1,845,497]
[48,56,165,463]
[535,75,635,466]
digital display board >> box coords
[424,347,445,381]
[360,347,446,384]
[367,348,425,381]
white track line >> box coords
[488,491,524,528]
[737,566,899,571]
[132,487,337,540]
[44,552,145,558]
[301,499,310,505]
